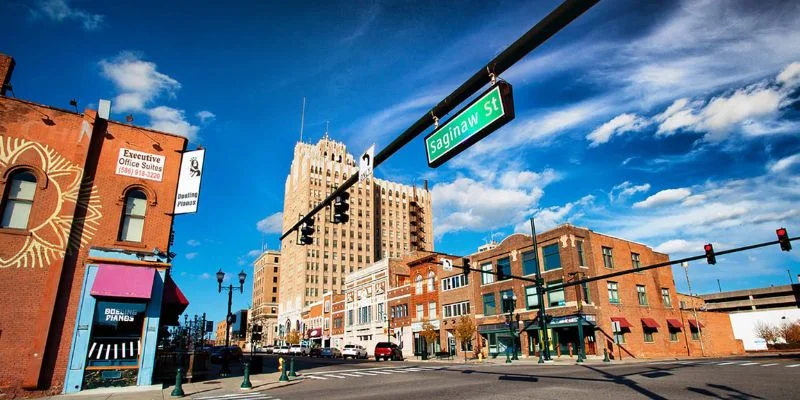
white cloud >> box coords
[633,188,691,209]
[681,194,706,206]
[654,239,707,255]
[199,272,211,280]
[586,113,650,147]
[514,195,596,233]
[98,52,200,141]
[257,212,284,234]
[348,94,441,149]
[610,181,651,203]
[432,168,560,238]
[185,252,198,260]
[769,154,800,174]
[187,239,200,247]
[777,61,800,87]
[197,110,216,123]
[33,0,104,31]
[247,249,262,258]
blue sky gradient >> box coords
[4,0,800,327]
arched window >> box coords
[415,274,423,294]
[119,189,147,242]
[1,170,37,229]
[427,271,435,292]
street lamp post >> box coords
[217,269,247,376]
[503,293,519,363]
[681,262,705,357]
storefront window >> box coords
[87,300,147,367]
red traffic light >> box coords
[777,227,792,252]
[704,243,716,265]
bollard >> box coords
[289,356,297,377]
[278,357,289,382]
[603,347,611,363]
[170,367,185,397]
[240,359,253,389]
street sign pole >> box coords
[530,218,551,361]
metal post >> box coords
[576,313,584,363]
[278,357,289,382]
[530,218,551,360]
[788,269,794,285]
[683,263,705,356]
[289,356,297,377]
[221,285,233,376]
[240,360,252,389]
[170,367,185,397]
[603,347,610,363]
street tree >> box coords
[778,320,800,344]
[754,321,779,346]
[286,329,301,345]
[454,315,476,363]
[421,320,439,358]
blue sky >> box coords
[5,0,800,327]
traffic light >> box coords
[777,228,792,252]
[704,243,716,265]
[299,217,315,245]
[461,257,471,280]
[333,192,350,224]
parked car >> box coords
[276,345,291,355]
[290,344,310,356]
[310,347,322,357]
[342,344,368,359]
[320,347,342,358]
[374,342,403,361]
[263,346,274,354]
[209,346,242,364]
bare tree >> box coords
[754,321,779,346]
[454,315,476,363]
[778,320,800,344]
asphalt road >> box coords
[247,354,800,400]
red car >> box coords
[374,342,402,361]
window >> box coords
[522,250,537,275]
[428,301,437,319]
[427,271,435,292]
[547,280,565,307]
[443,301,470,318]
[631,252,641,270]
[607,281,620,304]
[582,282,591,304]
[614,330,625,344]
[669,330,679,342]
[119,189,147,242]
[691,327,700,340]
[525,286,539,310]
[358,305,372,324]
[500,289,514,312]
[542,244,561,271]
[576,240,586,266]
[347,309,354,326]
[482,293,496,316]
[415,275,423,294]
[497,257,511,280]
[1,170,37,229]
[661,288,672,307]
[637,285,648,305]
[602,247,614,269]
[481,263,494,285]
[441,274,468,291]
[87,300,146,367]
[643,329,655,343]
[416,304,424,320]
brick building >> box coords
[0,53,191,396]
[250,250,280,347]
[470,225,743,360]
[215,321,228,346]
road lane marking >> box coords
[762,363,778,367]
[739,362,759,366]
[787,364,800,368]
[717,362,737,365]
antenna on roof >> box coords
[299,97,306,142]
[324,120,329,140]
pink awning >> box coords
[91,264,156,299]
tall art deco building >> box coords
[278,135,433,331]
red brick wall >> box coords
[0,54,13,95]
[0,96,185,395]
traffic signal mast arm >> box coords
[438,235,798,294]
[278,0,599,241]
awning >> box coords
[666,319,684,329]
[688,319,705,328]
[641,318,660,329]
[160,274,189,326]
[307,328,322,338]
[91,264,156,299]
[610,317,632,328]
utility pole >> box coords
[788,269,794,285]
[682,262,705,357]
[530,218,551,361]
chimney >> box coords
[423,179,428,191]
[0,54,15,96]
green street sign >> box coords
[425,81,515,168]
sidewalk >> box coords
[399,353,743,366]
[46,371,303,400]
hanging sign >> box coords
[174,149,205,214]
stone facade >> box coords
[250,250,280,346]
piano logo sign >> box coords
[105,307,137,322]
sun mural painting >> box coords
[0,137,103,269]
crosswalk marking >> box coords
[739,362,759,366]
[193,393,274,400]
[787,364,800,368]
[717,361,737,365]
[372,370,393,374]
[351,371,377,376]
[308,375,327,380]
[762,363,778,366]
[323,374,347,379]
[340,373,365,377]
